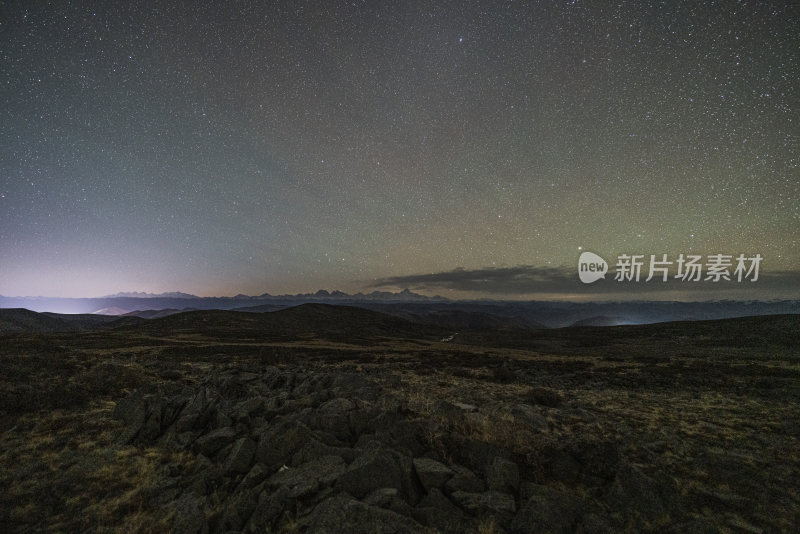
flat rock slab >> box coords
[267,455,346,499]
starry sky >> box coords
[1,1,798,299]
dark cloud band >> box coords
[372,266,800,298]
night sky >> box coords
[2,1,798,299]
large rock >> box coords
[168,493,208,534]
[431,400,471,422]
[244,485,291,532]
[387,420,428,457]
[487,456,519,494]
[113,391,146,426]
[546,449,582,484]
[574,440,620,481]
[267,455,346,498]
[445,465,486,494]
[139,400,164,442]
[511,484,585,534]
[445,436,503,475]
[256,420,315,470]
[175,388,212,432]
[216,490,258,533]
[396,453,424,506]
[363,487,413,515]
[309,494,428,534]
[193,427,237,456]
[511,403,549,432]
[237,463,268,491]
[113,391,147,443]
[311,411,354,443]
[291,437,358,466]
[337,447,403,499]
[413,458,455,491]
[223,437,256,474]
[450,490,516,515]
[319,397,356,414]
[413,488,465,532]
[234,397,265,420]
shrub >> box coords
[492,363,516,383]
[527,387,563,407]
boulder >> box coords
[244,485,290,532]
[487,456,519,494]
[217,490,258,533]
[576,512,614,534]
[511,484,585,534]
[364,487,414,516]
[175,387,211,432]
[511,403,549,432]
[337,447,403,499]
[113,391,147,443]
[431,400,470,422]
[450,490,516,515]
[139,400,164,442]
[574,440,620,480]
[413,488,465,531]
[547,449,582,484]
[364,487,400,507]
[413,457,455,491]
[267,455,346,499]
[319,397,356,414]
[291,437,358,465]
[309,494,428,534]
[451,401,477,412]
[417,487,458,511]
[235,397,265,420]
[256,420,315,469]
[237,463,268,491]
[168,493,208,534]
[193,427,237,456]
[445,465,486,494]
[113,391,147,427]
[223,437,256,475]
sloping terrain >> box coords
[0,309,123,333]
[458,313,800,359]
[0,308,74,333]
[118,303,447,343]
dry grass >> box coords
[0,399,196,532]
[476,516,498,534]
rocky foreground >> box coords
[1,310,798,532]
[110,364,669,534]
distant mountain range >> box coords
[101,291,198,299]
[101,288,445,301]
[0,289,448,316]
[0,290,797,328]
